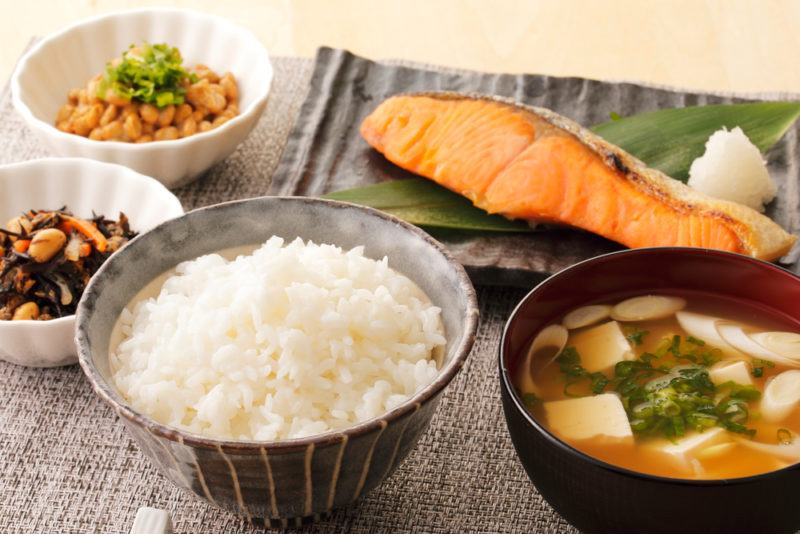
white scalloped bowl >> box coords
[10,8,273,188]
[0,158,184,367]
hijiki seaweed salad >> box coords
[0,208,136,320]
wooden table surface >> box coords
[3,0,799,94]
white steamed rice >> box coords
[111,237,445,441]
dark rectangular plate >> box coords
[271,47,800,286]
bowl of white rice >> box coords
[75,196,478,527]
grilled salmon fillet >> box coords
[360,93,796,261]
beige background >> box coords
[1,2,798,533]
[2,0,799,92]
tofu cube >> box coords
[543,393,633,444]
[645,427,730,473]
[570,321,633,373]
[708,360,753,386]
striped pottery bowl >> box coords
[75,196,479,526]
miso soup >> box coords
[515,293,800,480]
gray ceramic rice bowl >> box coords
[75,196,478,527]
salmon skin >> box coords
[360,92,796,261]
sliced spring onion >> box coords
[611,295,686,322]
[676,311,737,353]
[518,324,568,395]
[735,436,800,461]
[778,428,794,445]
[750,332,800,362]
[562,305,612,330]
[717,323,800,368]
[761,370,800,422]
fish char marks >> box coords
[360,92,796,260]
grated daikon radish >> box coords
[688,126,777,212]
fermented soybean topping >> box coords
[0,208,136,320]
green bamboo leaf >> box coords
[324,178,532,232]
[592,101,800,181]
[326,101,800,230]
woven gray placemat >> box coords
[0,55,574,533]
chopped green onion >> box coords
[686,412,718,431]
[722,420,757,437]
[555,347,585,377]
[563,378,583,397]
[632,402,655,419]
[522,392,539,409]
[640,352,657,365]
[552,334,760,440]
[98,42,195,108]
[659,399,682,417]
[698,349,721,367]
[555,347,612,397]
[625,327,649,346]
[670,416,686,437]
[630,418,649,431]
[753,358,776,370]
[778,428,794,445]
[669,335,681,356]
[687,335,706,346]
[718,381,762,401]
[653,337,672,358]
[590,372,609,394]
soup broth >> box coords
[515,292,800,480]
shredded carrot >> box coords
[13,239,31,253]
[59,216,107,253]
[79,243,92,257]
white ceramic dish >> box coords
[11,8,273,188]
[0,158,184,367]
